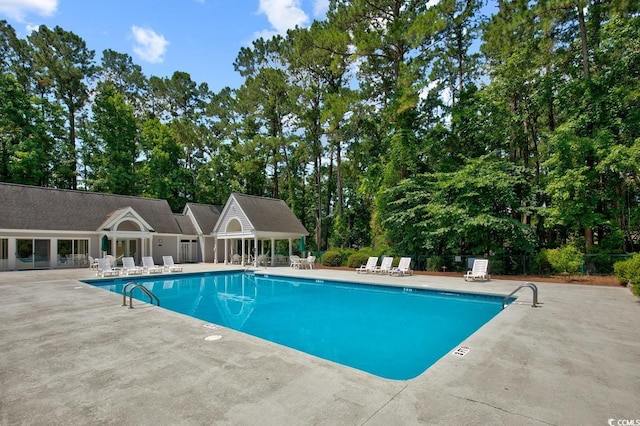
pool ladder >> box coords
[122,282,160,309]
[503,282,539,309]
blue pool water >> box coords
[85,272,509,380]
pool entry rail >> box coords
[503,282,539,309]
[122,282,160,308]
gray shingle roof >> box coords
[0,183,182,234]
[232,193,308,235]
[185,203,222,235]
[174,214,198,235]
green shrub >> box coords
[347,251,373,268]
[322,250,343,267]
[426,256,444,272]
[320,247,357,266]
[614,254,640,296]
[545,245,583,278]
[533,250,553,275]
[585,253,617,274]
[488,258,505,275]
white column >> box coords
[270,238,275,267]
[241,238,246,265]
[254,237,258,266]
[8,238,16,270]
[50,238,57,268]
[224,239,228,264]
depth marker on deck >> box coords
[452,345,471,357]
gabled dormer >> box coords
[213,193,307,240]
[213,194,254,238]
[97,207,155,235]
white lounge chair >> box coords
[231,254,242,264]
[88,255,99,270]
[142,256,163,274]
[96,257,120,277]
[375,256,394,274]
[391,257,413,276]
[122,257,143,275]
[163,256,183,272]
[464,259,489,282]
[356,257,378,274]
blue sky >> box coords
[0,0,330,92]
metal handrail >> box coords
[122,282,160,309]
[503,282,539,309]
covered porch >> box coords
[212,193,308,268]
[98,207,156,265]
[215,230,303,267]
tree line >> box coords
[1,1,639,269]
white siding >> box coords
[219,200,252,233]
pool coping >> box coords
[1,263,639,424]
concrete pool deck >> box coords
[1,264,639,425]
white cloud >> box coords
[256,0,309,37]
[131,25,169,64]
[0,0,57,22]
[313,0,329,18]
[25,23,39,34]
[419,80,439,100]
[253,29,279,41]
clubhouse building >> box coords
[0,183,308,271]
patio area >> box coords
[1,264,639,425]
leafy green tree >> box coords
[0,21,55,186]
[202,87,249,203]
[0,20,36,93]
[0,74,55,185]
[88,83,139,195]
[540,9,640,251]
[0,74,27,181]
[28,25,96,189]
[139,118,186,211]
[140,71,213,204]
[330,0,434,185]
[287,20,356,250]
[234,36,297,199]
[381,157,537,257]
[98,49,147,114]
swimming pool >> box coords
[85,271,510,380]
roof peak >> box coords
[231,192,283,202]
[0,182,163,203]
